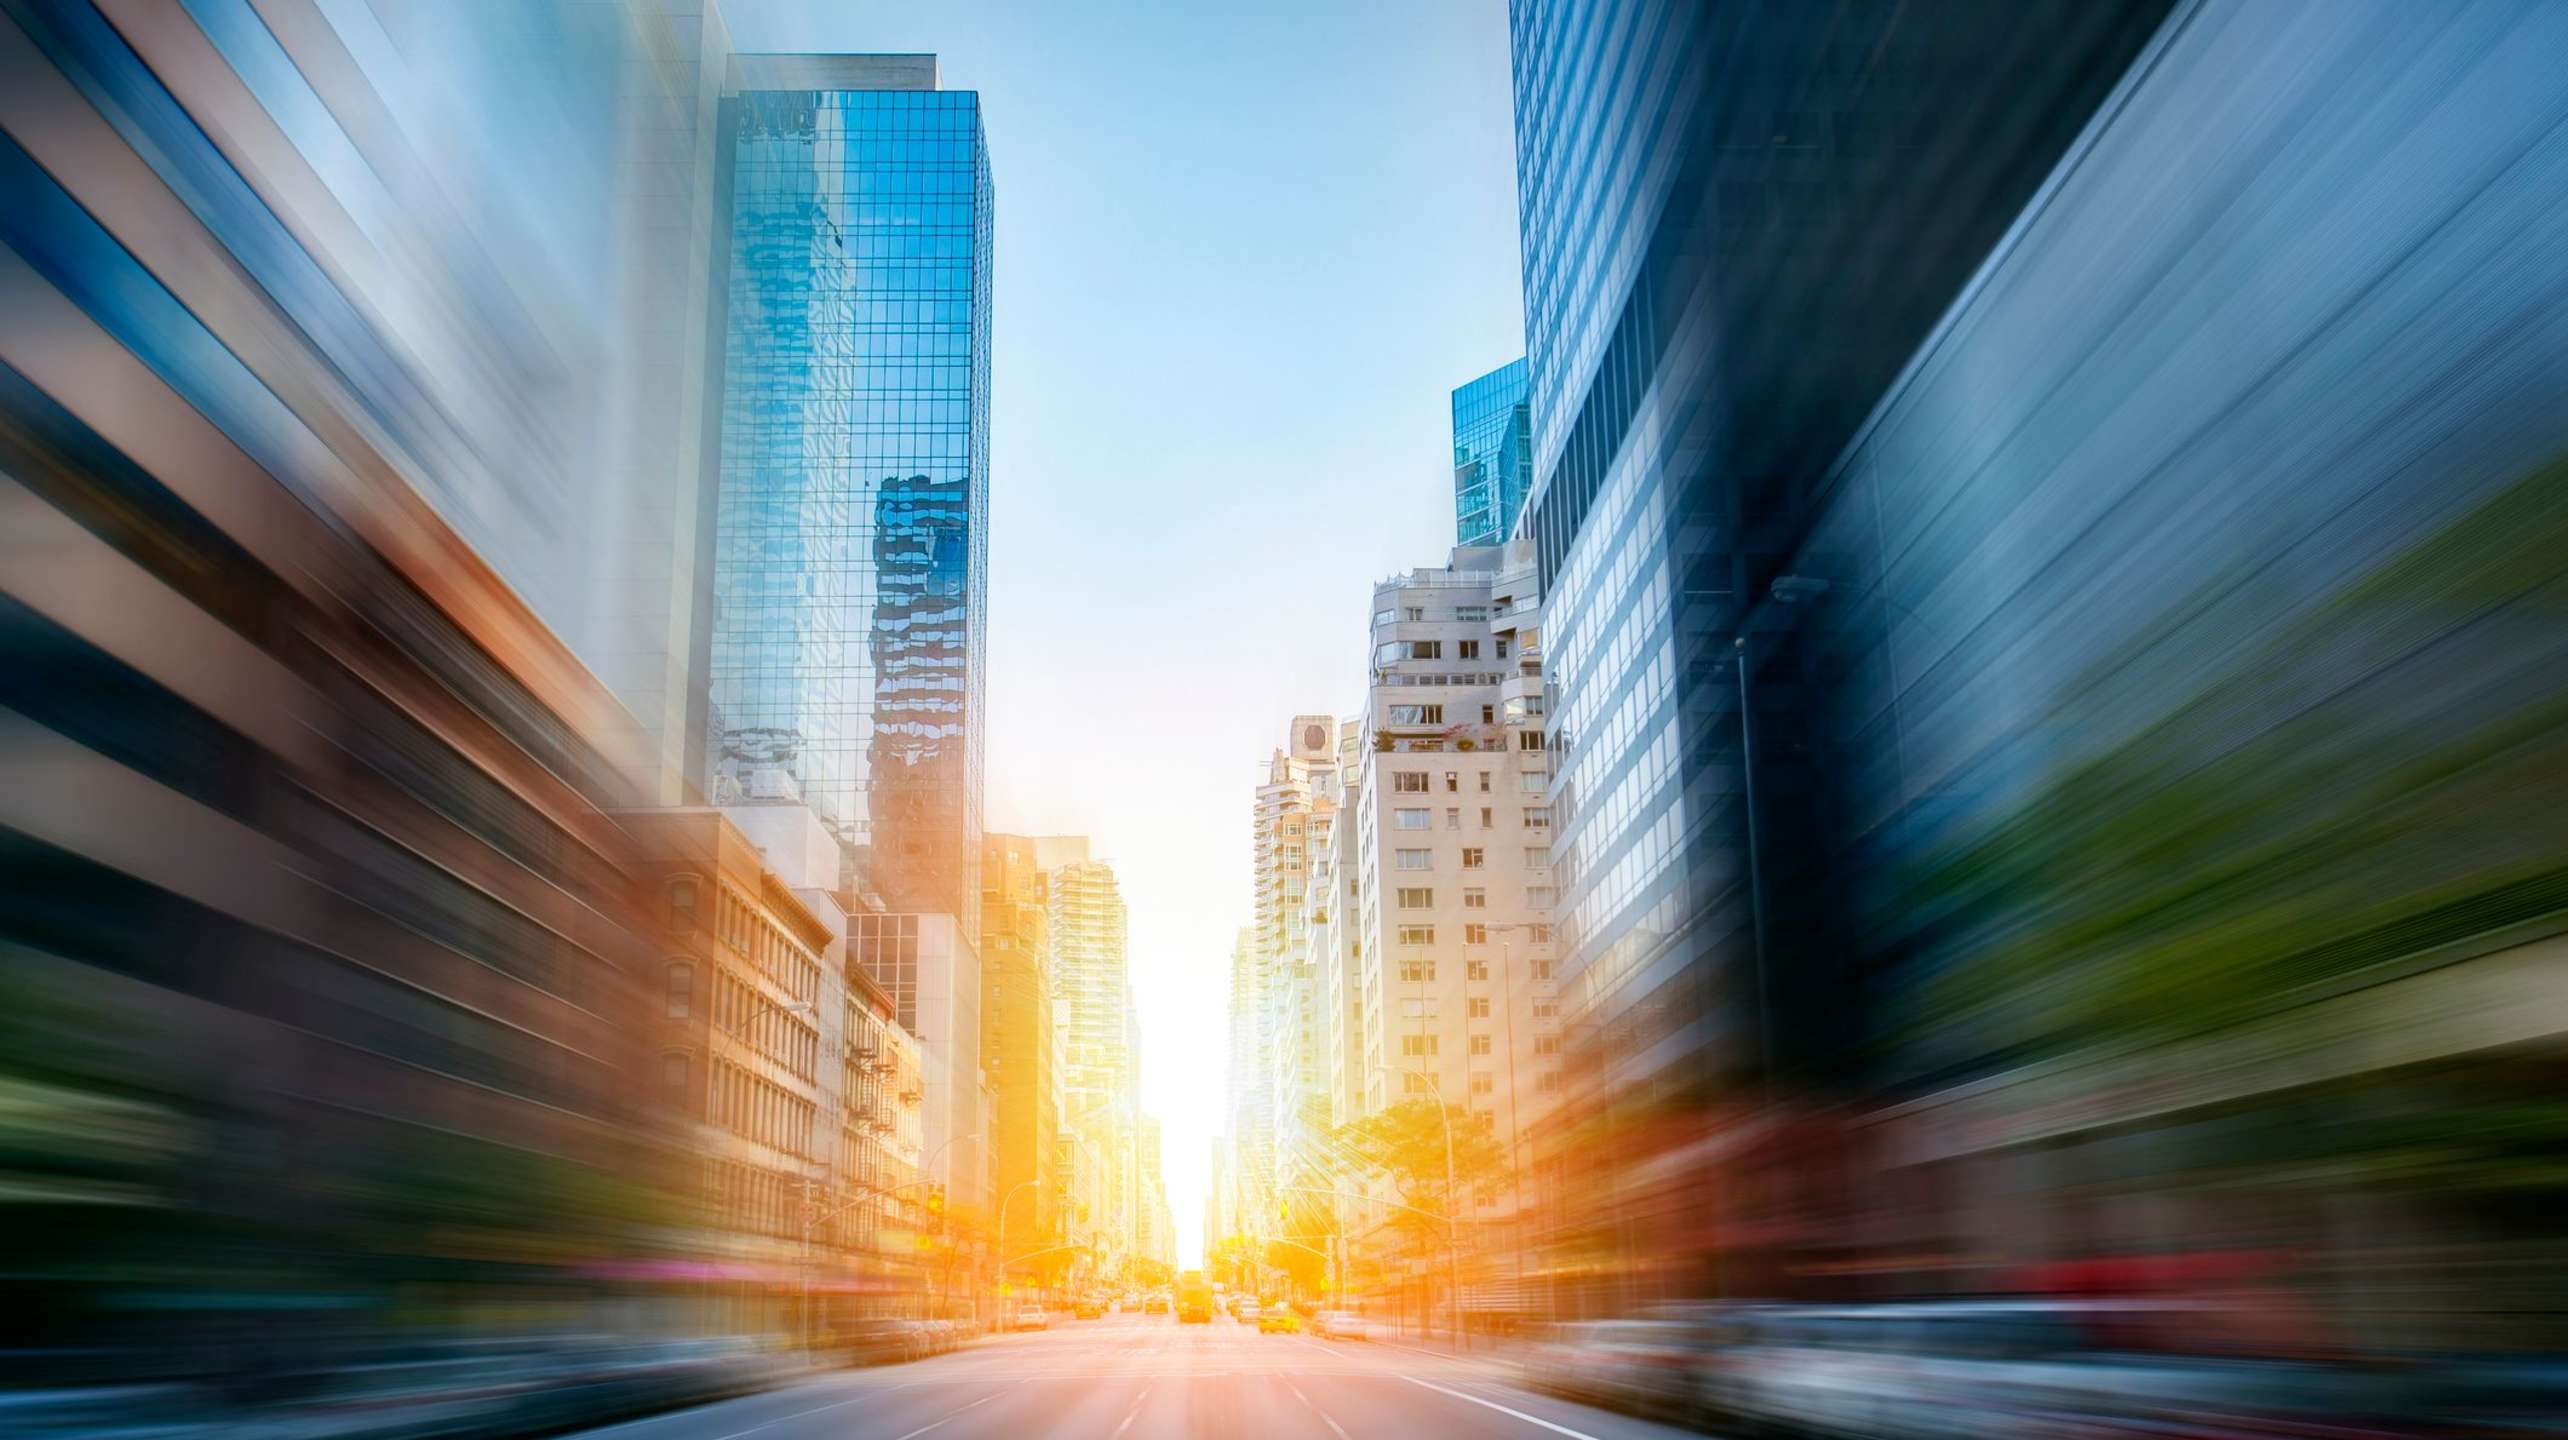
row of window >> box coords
[1373,636,1516,665]
[1390,913,1554,945]
[1391,954,1559,982]
[1396,846,1553,871]
[709,1054,817,1160]
[669,876,825,1006]
[1393,806,1551,830]
[1390,761,1547,797]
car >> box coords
[1257,1308,1302,1335]
[1074,1298,1105,1320]
[1310,1311,1375,1341]
[834,1318,919,1367]
[1010,1305,1050,1333]
[1234,1300,1260,1325]
[1144,1294,1169,1315]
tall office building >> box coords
[1048,857,1133,1270]
[1452,358,1532,547]
[706,54,993,937]
[1249,718,1342,1253]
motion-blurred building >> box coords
[1509,0,2568,1347]
[0,0,749,1382]
[1048,853,1134,1275]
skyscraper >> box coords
[1507,0,2174,1304]
[707,55,993,937]
[1451,358,1531,547]
[1048,857,1132,1270]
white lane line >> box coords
[886,1390,1001,1440]
[1399,1376,1604,1440]
[1284,1378,1352,1440]
[700,1384,912,1440]
[1109,1385,1151,1438]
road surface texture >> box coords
[567,1312,1706,1440]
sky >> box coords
[723,0,1527,1266]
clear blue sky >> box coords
[722,0,1526,1267]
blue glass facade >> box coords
[1452,357,1531,546]
[708,83,992,938]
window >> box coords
[1396,887,1433,909]
[1495,636,1511,659]
[1407,640,1441,659]
[1463,887,1487,909]
[1526,922,1554,943]
[1524,807,1552,829]
[1480,807,1494,828]
[1520,771,1548,792]
[1469,1072,1495,1095]
[1395,849,1433,871]
[1538,1071,1562,1094]
[1518,730,1547,751]
[1394,771,1431,793]
[1402,1071,1435,1095]
[1396,926,1436,947]
[1480,704,1495,724]
[1456,605,1488,622]
[1399,997,1438,1019]
[1394,809,1431,830]
[1534,1000,1559,1018]
[1464,923,1488,945]
[1402,606,1424,622]
[1373,608,1395,628]
[1533,958,1555,980]
[1535,1034,1562,1055]
[1457,639,1481,659]
[1388,704,1444,726]
[1401,1034,1438,1056]
[1466,958,1489,981]
[1372,640,1441,665]
[662,1051,691,1103]
[668,877,699,930]
[1444,771,1460,792]
[1477,771,1492,792]
[1527,886,1557,908]
[1524,847,1551,869]
[667,961,694,1019]
[1445,808,1461,829]
[1470,1034,1492,1055]
[1460,848,1484,869]
[1399,959,1437,982]
[1468,997,1491,1019]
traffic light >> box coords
[926,1184,946,1219]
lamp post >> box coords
[1371,1064,1464,1351]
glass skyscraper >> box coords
[708,60,992,938]
[1451,357,1531,546]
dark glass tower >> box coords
[708,61,992,938]
[1452,357,1531,546]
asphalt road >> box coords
[567,1311,1710,1440]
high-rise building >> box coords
[1340,542,1558,1303]
[1506,0,2175,1303]
[1219,925,1267,1250]
[980,833,1064,1257]
[1048,856,1132,1270]
[706,55,993,936]
[1249,717,1343,1256]
[1452,358,1532,547]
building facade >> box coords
[1047,856,1133,1273]
[1506,0,2175,1304]
[980,832,1062,1259]
[1342,542,1560,1308]
[706,55,993,936]
[1452,357,1532,547]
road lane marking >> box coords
[1399,1377,1604,1440]
[886,1391,1000,1440]
[1110,1385,1150,1438]
[697,1384,913,1440]
[1285,1378,1352,1440]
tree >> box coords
[1336,1099,1506,1250]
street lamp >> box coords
[995,1178,1040,1305]
[1370,1063,1465,1352]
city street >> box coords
[568,1312,1706,1440]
